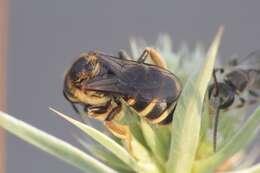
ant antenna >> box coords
[213,106,221,152]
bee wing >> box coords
[96,53,141,78]
[91,53,181,103]
[118,65,182,103]
[247,69,260,90]
[83,76,180,103]
[235,50,260,70]
[81,76,128,95]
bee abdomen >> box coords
[158,104,176,125]
[145,104,166,120]
[127,98,175,125]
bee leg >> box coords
[248,90,259,105]
[248,99,258,105]
[118,49,132,60]
[248,90,259,98]
[137,47,167,68]
[104,121,133,155]
[105,99,122,121]
[236,96,246,108]
[223,108,229,112]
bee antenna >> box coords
[213,106,221,152]
[62,90,91,125]
[213,69,220,97]
[63,90,80,114]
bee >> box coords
[63,48,182,152]
[208,50,260,152]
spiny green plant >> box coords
[0,27,260,173]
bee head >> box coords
[63,52,101,98]
[208,82,235,109]
[67,52,100,84]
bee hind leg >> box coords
[104,100,134,156]
[104,121,133,155]
[137,47,167,68]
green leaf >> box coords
[77,137,133,172]
[140,119,169,164]
[0,111,116,173]
[166,26,224,173]
[237,145,260,170]
[49,107,147,173]
[217,108,247,150]
[122,103,148,148]
[193,107,260,173]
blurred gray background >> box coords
[7,0,260,172]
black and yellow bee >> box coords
[63,48,182,151]
[208,50,260,152]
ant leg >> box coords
[118,49,132,60]
[137,47,167,68]
[104,121,133,155]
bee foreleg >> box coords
[137,47,167,68]
[104,121,133,155]
[105,100,122,121]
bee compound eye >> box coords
[209,96,221,109]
